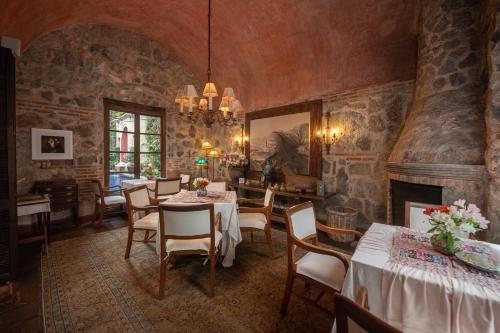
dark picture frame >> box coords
[245,100,323,178]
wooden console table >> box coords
[230,183,334,223]
[17,194,50,255]
[35,179,79,225]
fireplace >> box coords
[390,180,442,226]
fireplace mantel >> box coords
[385,163,485,182]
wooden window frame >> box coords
[103,98,166,187]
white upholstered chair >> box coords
[404,201,439,233]
[91,179,126,224]
[180,173,191,190]
[124,185,162,259]
[238,189,276,257]
[280,201,363,315]
[205,181,226,191]
[158,203,222,299]
[150,177,181,201]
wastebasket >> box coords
[325,206,358,243]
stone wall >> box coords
[390,0,484,164]
[482,0,500,242]
[317,81,414,227]
[16,24,239,218]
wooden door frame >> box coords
[244,100,323,178]
[103,98,166,187]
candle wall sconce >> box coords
[233,124,248,154]
[316,112,340,154]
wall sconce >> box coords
[233,124,248,153]
[316,112,340,154]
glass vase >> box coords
[196,188,208,197]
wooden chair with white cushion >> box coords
[150,177,181,201]
[334,287,401,333]
[180,173,191,190]
[124,185,162,259]
[158,203,222,299]
[280,201,363,315]
[404,201,440,233]
[91,179,126,224]
[205,181,226,191]
[238,189,276,257]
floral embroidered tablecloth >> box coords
[390,229,499,293]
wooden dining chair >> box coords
[280,201,363,315]
[404,201,440,233]
[150,177,181,201]
[124,185,163,259]
[158,203,222,299]
[180,173,191,190]
[238,189,276,257]
[91,179,126,224]
[206,181,226,191]
[334,287,401,333]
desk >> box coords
[230,183,334,223]
[17,194,50,255]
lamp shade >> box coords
[219,98,229,112]
[221,87,236,102]
[175,88,184,104]
[203,82,218,97]
[201,141,213,150]
[184,85,198,98]
[198,98,208,110]
[230,99,243,113]
[208,149,220,158]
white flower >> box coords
[459,223,476,234]
[453,199,466,208]
[466,203,481,214]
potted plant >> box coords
[220,154,248,182]
[192,177,210,197]
[424,199,490,255]
[143,163,158,180]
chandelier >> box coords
[174,0,242,128]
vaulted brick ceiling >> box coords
[1,0,419,111]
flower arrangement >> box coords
[424,199,490,253]
[142,163,158,180]
[220,154,248,169]
[192,177,210,190]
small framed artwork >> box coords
[31,128,73,160]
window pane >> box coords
[109,173,134,187]
[110,110,135,132]
[140,115,161,134]
[109,152,135,173]
[140,134,161,153]
[140,153,161,177]
[109,132,135,152]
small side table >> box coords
[17,194,51,255]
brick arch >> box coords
[1,0,419,110]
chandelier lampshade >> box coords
[203,82,218,110]
[199,98,208,111]
[230,99,243,113]
[184,85,198,113]
[222,88,236,102]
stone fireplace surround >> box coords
[385,163,486,225]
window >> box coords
[104,98,165,187]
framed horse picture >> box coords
[245,100,322,178]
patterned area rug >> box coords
[42,227,336,332]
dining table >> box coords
[121,178,155,190]
[155,190,242,267]
[336,223,500,333]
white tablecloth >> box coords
[122,179,155,190]
[338,223,500,333]
[17,198,51,226]
[155,191,242,267]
